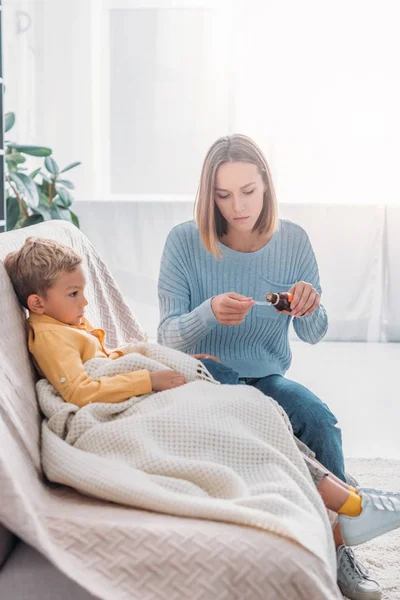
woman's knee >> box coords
[279,382,339,433]
[307,401,340,436]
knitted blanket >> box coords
[38,342,336,579]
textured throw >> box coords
[38,342,336,579]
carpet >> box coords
[344,458,400,599]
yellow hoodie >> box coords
[27,313,152,408]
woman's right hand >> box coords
[150,370,187,392]
[211,293,256,325]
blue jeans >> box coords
[201,358,346,481]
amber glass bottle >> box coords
[265,292,293,313]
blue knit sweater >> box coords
[157,219,328,378]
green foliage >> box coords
[5,112,81,231]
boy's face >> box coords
[28,266,88,326]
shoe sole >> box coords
[338,585,382,600]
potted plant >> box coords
[5,111,81,230]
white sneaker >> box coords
[337,546,382,600]
[339,491,400,546]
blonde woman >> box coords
[158,134,382,600]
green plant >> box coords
[5,112,81,230]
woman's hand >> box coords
[150,370,187,392]
[211,293,256,326]
[288,281,320,317]
[190,353,221,363]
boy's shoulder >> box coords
[27,314,92,334]
[27,314,68,333]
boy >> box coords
[3,237,187,408]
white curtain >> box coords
[4,0,400,204]
[233,1,400,206]
[3,0,37,142]
[3,0,400,342]
[108,3,233,196]
[383,205,400,342]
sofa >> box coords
[0,221,340,600]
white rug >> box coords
[345,458,400,600]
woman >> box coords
[157,134,383,599]
[158,133,342,479]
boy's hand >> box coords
[150,370,187,392]
[117,343,141,355]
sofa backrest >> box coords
[0,259,41,468]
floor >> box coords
[287,341,400,460]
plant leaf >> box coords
[57,179,75,190]
[5,113,16,133]
[39,191,50,207]
[50,204,63,220]
[6,196,20,230]
[60,161,81,173]
[6,162,18,173]
[44,156,60,175]
[32,205,52,221]
[6,153,26,165]
[22,214,44,228]
[30,167,42,179]
[55,187,72,207]
[8,172,39,207]
[39,171,52,183]
[10,144,52,157]
[58,208,73,223]
[69,210,80,228]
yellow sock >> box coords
[349,486,357,494]
[338,492,362,517]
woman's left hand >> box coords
[288,281,320,317]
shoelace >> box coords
[340,547,368,580]
[339,547,380,586]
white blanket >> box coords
[38,342,336,579]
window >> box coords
[4,0,400,204]
[92,0,234,200]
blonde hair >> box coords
[3,237,82,309]
[195,134,278,258]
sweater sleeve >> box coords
[292,231,328,344]
[157,228,218,351]
[31,331,152,407]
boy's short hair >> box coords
[3,237,82,308]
